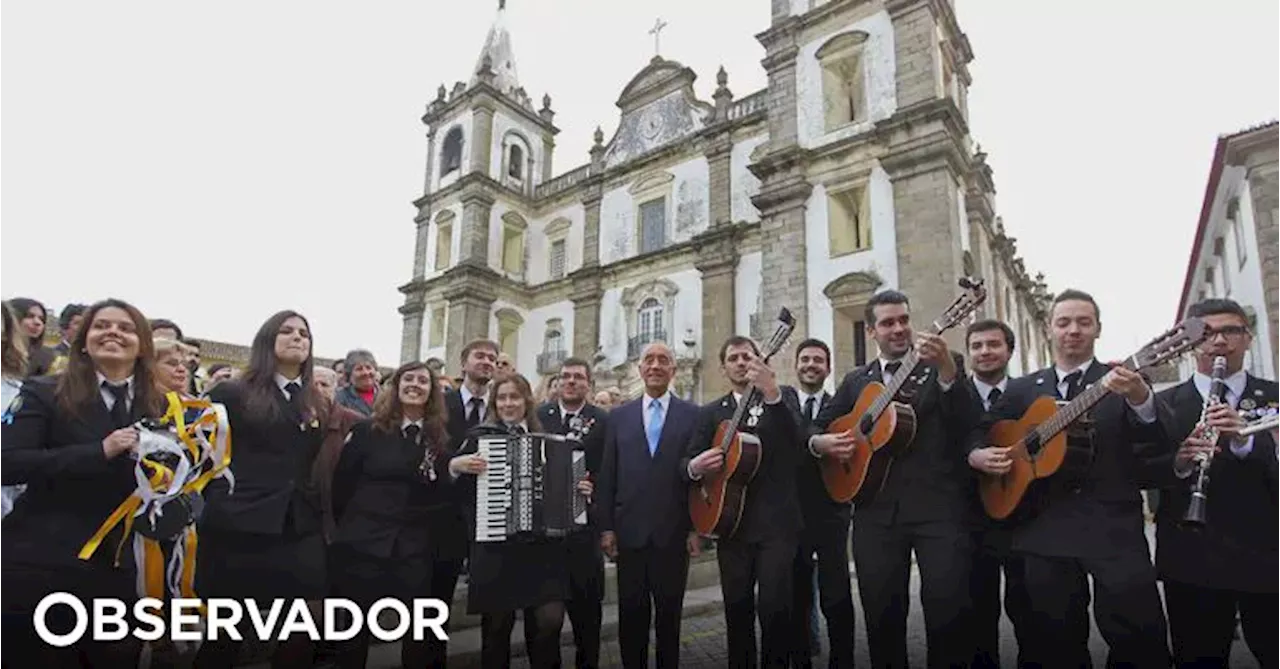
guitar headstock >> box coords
[760,307,797,363]
[1131,317,1209,371]
[934,277,988,334]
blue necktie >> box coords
[646,399,664,456]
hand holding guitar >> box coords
[745,358,780,403]
[1102,367,1150,405]
[689,448,725,477]
[969,446,1012,475]
[916,333,957,383]
[812,431,857,460]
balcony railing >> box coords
[537,349,568,375]
[627,330,668,361]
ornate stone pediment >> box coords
[603,57,714,169]
[823,271,883,308]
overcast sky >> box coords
[2,0,1276,365]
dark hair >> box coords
[719,335,761,364]
[8,298,47,343]
[425,357,445,372]
[460,338,499,363]
[559,356,592,381]
[207,363,230,376]
[58,304,87,331]
[1187,297,1250,326]
[370,361,448,449]
[1051,289,1100,321]
[149,319,184,340]
[2,302,29,379]
[55,299,164,420]
[966,319,1016,352]
[240,310,327,425]
[331,359,345,371]
[794,338,831,364]
[485,373,543,432]
[864,290,910,325]
[342,349,378,380]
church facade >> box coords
[398,0,1052,401]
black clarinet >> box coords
[1182,356,1228,527]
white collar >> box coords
[502,421,529,432]
[401,416,425,430]
[643,390,671,409]
[95,372,134,391]
[795,387,824,403]
[879,356,906,371]
[275,373,303,393]
[972,376,1008,396]
[1193,368,1248,403]
[460,383,488,406]
[1054,360,1093,383]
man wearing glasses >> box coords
[1150,297,1277,667]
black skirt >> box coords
[195,527,327,601]
[466,537,569,614]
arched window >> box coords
[508,144,524,179]
[441,127,464,175]
[638,298,664,344]
[545,329,562,353]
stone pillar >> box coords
[470,103,495,177]
[695,227,738,401]
[752,167,812,389]
[570,269,603,360]
[887,0,943,109]
[1248,165,1279,377]
[411,213,430,280]
[582,184,603,268]
[444,294,495,365]
[757,28,801,151]
[707,137,733,227]
[399,304,424,364]
[422,127,438,198]
[542,137,555,183]
[888,165,966,351]
[459,192,494,266]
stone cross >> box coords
[649,18,668,57]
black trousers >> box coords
[717,534,796,669]
[419,556,463,667]
[1019,551,1169,668]
[1164,579,1276,668]
[615,542,689,669]
[789,514,855,669]
[852,518,973,669]
[969,528,1031,669]
[523,532,604,668]
[482,602,564,669]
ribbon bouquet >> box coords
[78,391,233,604]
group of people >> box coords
[0,287,1274,669]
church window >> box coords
[817,32,869,132]
[638,197,667,254]
[827,185,871,257]
[495,309,523,368]
[549,239,566,280]
[545,328,563,353]
[434,211,455,270]
[429,306,446,348]
[637,298,664,344]
[501,211,527,276]
[441,127,464,176]
[508,144,524,180]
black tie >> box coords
[987,387,1002,410]
[562,412,575,432]
[802,396,816,428]
[404,424,421,443]
[103,382,130,429]
[467,398,483,428]
[284,382,304,415]
[1061,371,1083,401]
[509,424,526,436]
[884,361,902,378]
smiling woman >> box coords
[1,298,162,666]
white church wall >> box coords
[597,268,702,369]
[735,251,763,337]
[422,201,463,280]
[805,162,897,362]
[795,10,897,150]
[434,109,474,191]
[731,135,766,223]
[526,203,585,286]
[598,156,711,266]
[519,301,576,382]
[490,110,543,187]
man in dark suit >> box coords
[967,289,1171,667]
[684,335,802,668]
[960,319,1031,668]
[808,289,974,668]
[534,356,610,668]
[597,341,699,669]
[780,338,854,669]
[1150,297,1277,667]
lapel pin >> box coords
[1241,398,1257,411]
[1036,377,1045,385]
[1255,389,1265,396]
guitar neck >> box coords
[1033,358,1136,441]
[868,319,949,418]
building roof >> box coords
[1176,120,1279,319]
[470,1,520,98]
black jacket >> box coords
[536,401,608,528]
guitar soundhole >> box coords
[858,413,874,435]
[841,461,850,473]
[1024,434,1041,457]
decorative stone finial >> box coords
[713,64,733,120]
[436,84,447,101]
[593,126,604,147]
[539,93,555,123]
[476,54,496,86]
[716,66,728,87]
[541,93,552,111]
[590,126,606,172]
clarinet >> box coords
[1182,356,1228,528]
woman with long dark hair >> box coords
[450,373,587,669]
[2,301,30,518]
[329,361,451,668]
[194,310,330,669]
[7,297,56,377]
[1,298,163,666]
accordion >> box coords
[475,433,588,543]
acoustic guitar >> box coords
[689,308,796,538]
[978,317,1208,520]
[821,278,987,504]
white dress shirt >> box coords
[1054,360,1157,423]
[97,372,135,412]
[972,376,1008,412]
[879,356,954,391]
[460,384,489,422]
[274,373,303,399]
[795,388,824,422]
[1193,368,1254,457]
[642,391,672,435]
